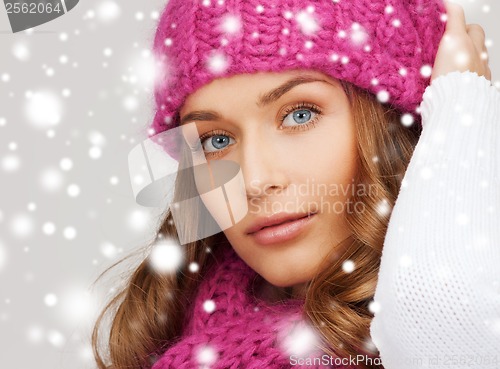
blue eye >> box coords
[201,133,235,153]
[281,106,320,128]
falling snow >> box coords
[377,90,390,103]
[44,294,58,307]
[368,300,381,314]
[203,299,216,313]
[196,345,219,366]
[296,11,319,36]
[0,243,6,271]
[24,90,63,128]
[220,14,242,35]
[97,1,121,23]
[206,52,229,74]
[42,222,56,235]
[376,199,392,217]
[349,22,369,46]
[401,113,415,127]
[280,320,320,357]
[149,237,184,273]
[12,42,30,61]
[189,262,200,273]
[342,260,355,273]
[420,64,433,78]
[63,226,77,240]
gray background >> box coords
[0,1,499,368]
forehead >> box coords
[180,69,339,110]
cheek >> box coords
[284,126,358,188]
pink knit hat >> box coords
[149,0,446,136]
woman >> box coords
[92,0,499,368]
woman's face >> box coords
[179,69,358,289]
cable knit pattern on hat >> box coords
[149,0,446,135]
[150,246,361,369]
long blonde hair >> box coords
[91,81,421,369]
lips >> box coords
[245,212,316,235]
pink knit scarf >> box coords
[150,246,360,369]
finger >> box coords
[466,24,486,52]
[444,1,467,34]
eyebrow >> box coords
[179,76,327,125]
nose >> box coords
[238,130,290,200]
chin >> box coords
[260,272,307,289]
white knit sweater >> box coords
[370,71,500,368]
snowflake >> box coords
[0,243,6,272]
[123,95,139,111]
[42,222,56,235]
[24,90,62,129]
[368,300,381,314]
[40,167,64,192]
[420,64,432,78]
[189,262,199,272]
[376,90,390,103]
[44,294,58,307]
[59,158,73,171]
[206,52,229,74]
[47,330,66,348]
[342,259,355,273]
[401,113,414,127]
[196,345,218,366]
[63,226,77,240]
[280,320,320,356]
[220,14,242,35]
[149,237,184,273]
[2,154,20,172]
[12,42,30,61]
[296,11,319,36]
[89,146,102,159]
[376,198,391,217]
[10,214,34,238]
[203,299,216,313]
[67,184,81,197]
[350,23,368,46]
[97,1,121,23]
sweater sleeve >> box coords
[369,71,500,369]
